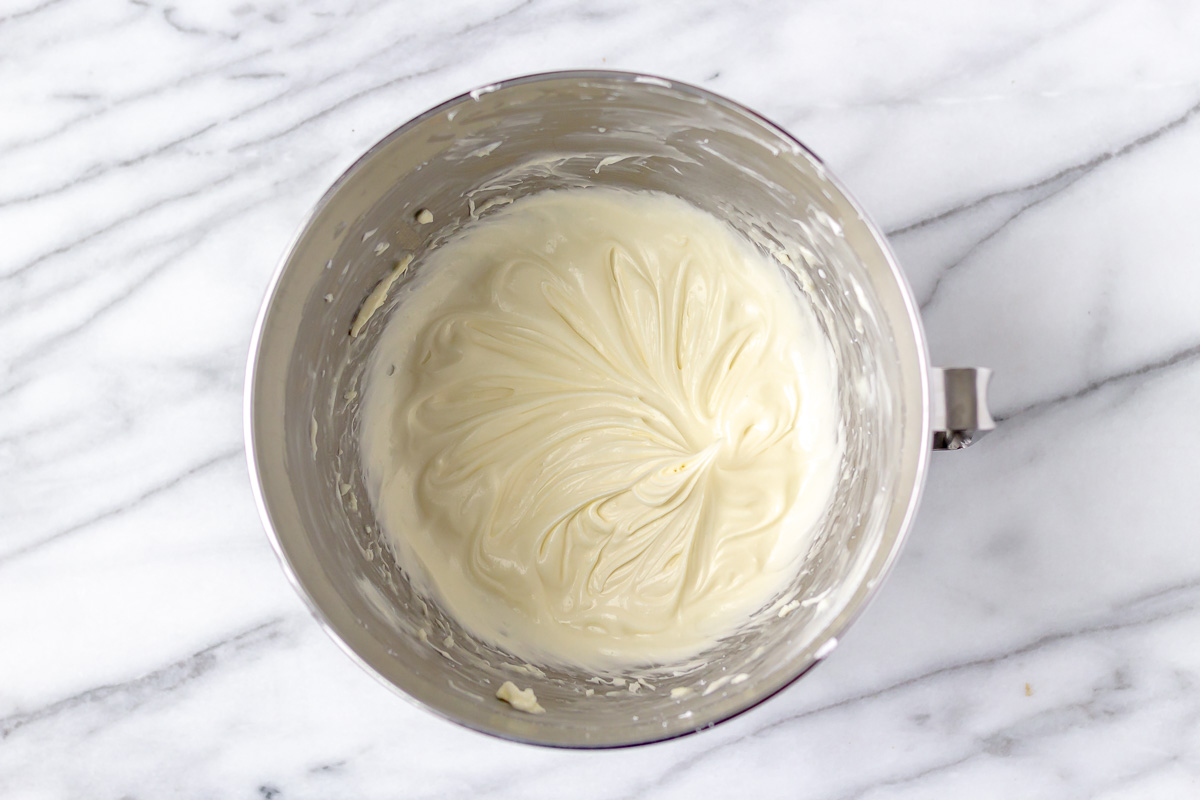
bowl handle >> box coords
[930,367,995,450]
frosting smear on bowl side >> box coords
[361,188,842,670]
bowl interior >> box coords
[247,72,929,747]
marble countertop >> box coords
[4,1,1199,796]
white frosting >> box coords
[361,189,842,669]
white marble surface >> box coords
[3,0,1200,796]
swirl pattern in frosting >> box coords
[361,188,842,668]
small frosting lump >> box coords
[495,681,545,714]
[361,188,842,670]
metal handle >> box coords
[930,367,995,450]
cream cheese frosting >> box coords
[361,188,842,669]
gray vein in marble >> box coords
[7,236,210,367]
[2,146,332,310]
[0,0,386,157]
[1101,754,1188,796]
[611,573,1200,800]
[890,94,1200,310]
[0,121,222,209]
[997,339,1200,422]
[0,416,65,450]
[584,1,726,67]
[453,0,535,37]
[826,751,979,800]
[218,48,402,140]
[0,375,30,403]
[1,170,242,286]
[50,91,100,102]
[0,47,273,157]
[15,2,144,55]
[162,6,240,40]
[230,62,450,152]
[4,157,337,368]
[813,660,1168,800]
[229,71,288,81]
[58,3,408,163]
[0,0,68,26]
[786,572,1200,726]
[0,446,240,568]
[3,0,517,214]
[776,1,1116,118]
[229,0,536,153]
[3,0,420,173]
[937,0,1111,91]
[0,617,287,740]
[1084,268,1116,377]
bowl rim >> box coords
[244,68,932,749]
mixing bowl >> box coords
[245,70,993,747]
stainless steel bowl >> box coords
[245,70,992,748]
